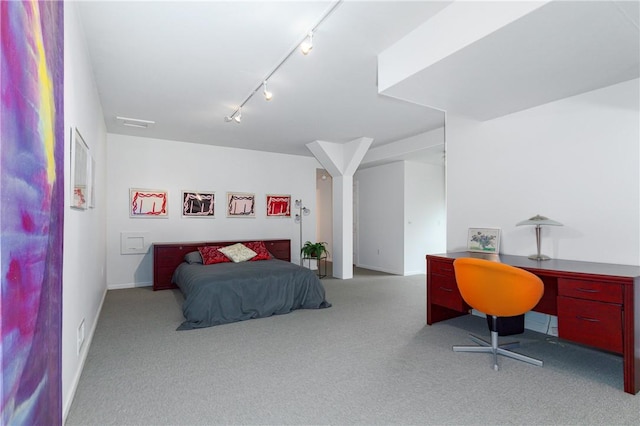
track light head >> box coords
[225,108,242,124]
[263,81,273,101]
[300,31,313,55]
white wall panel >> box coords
[355,162,405,274]
[446,78,640,265]
[404,161,446,274]
[62,3,108,419]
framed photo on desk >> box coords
[467,228,500,253]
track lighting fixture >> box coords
[224,108,242,123]
[263,81,273,101]
[300,31,314,55]
[223,1,342,123]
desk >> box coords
[426,252,640,394]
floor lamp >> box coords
[294,199,310,266]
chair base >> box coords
[453,331,543,370]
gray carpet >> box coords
[66,267,639,425]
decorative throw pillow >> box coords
[184,251,203,264]
[244,241,272,261]
[219,243,257,263]
[198,246,231,265]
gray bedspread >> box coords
[172,259,331,330]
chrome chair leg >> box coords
[453,330,542,369]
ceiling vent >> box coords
[116,116,155,129]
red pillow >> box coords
[198,246,231,265]
[244,241,272,261]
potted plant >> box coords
[300,241,329,259]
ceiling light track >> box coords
[224,0,343,123]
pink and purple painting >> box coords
[1,1,64,424]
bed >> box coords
[152,239,331,330]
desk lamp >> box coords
[516,214,562,260]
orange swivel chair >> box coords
[452,257,544,370]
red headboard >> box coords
[152,239,291,291]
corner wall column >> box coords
[307,137,372,279]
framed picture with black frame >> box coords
[182,191,215,217]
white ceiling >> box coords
[78,1,639,164]
[383,0,640,120]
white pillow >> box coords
[219,243,257,263]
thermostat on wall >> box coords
[120,232,150,255]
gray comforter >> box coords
[172,259,331,330]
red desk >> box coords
[426,252,640,394]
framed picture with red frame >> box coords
[266,194,291,218]
[129,188,168,218]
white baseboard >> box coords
[107,281,152,290]
[355,263,403,275]
[63,286,107,423]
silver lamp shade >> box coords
[516,215,562,261]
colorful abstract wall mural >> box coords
[1,1,64,424]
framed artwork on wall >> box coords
[182,191,215,217]
[467,227,501,253]
[266,194,291,218]
[227,192,255,217]
[129,188,168,218]
[71,128,89,210]
[88,155,96,208]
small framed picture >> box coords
[266,194,291,218]
[89,156,96,208]
[129,188,168,218]
[227,192,255,217]
[467,228,500,253]
[71,128,89,210]
[182,191,215,217]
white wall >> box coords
[404,161,446,274]
[356,160,446,275]
[447,78,639,265]
[356,162,405,274]
[62,3,108,420]
[106,134,321,288]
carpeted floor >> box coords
[65,267,639,425]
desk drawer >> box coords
[557,296,623,353]
[430,273,467,312]
[429,259,455,276]
[558,278,622,304]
